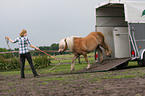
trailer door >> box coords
[129,24,145,56]
[113,27,130,58]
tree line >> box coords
[32,43,60,56]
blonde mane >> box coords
[59,36,81,51]
[66,36,75,51]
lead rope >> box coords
[38,49,62,71]
[5,37,21,64]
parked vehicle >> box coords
[95,0,145,68]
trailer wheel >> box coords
[116,61,129,69]
[137,60,142,66]
[140,52,145,66]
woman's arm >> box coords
[29,45,40,51]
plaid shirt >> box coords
[12,36,31,54]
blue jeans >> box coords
[20,52,38,78]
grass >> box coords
[31,65,145,88]
[51,52,94,64]
[1,52,145,81]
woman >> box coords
[6,29,40,78]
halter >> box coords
[63,38,68,50]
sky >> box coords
[0,0,145,49]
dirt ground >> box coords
[1,66,145,96]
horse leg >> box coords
[71,54,79,71]
[83,54,90,69]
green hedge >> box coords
[0,55,51,71]
[0,57,21,71]
[33,55,51,69]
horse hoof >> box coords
[107,54,111,57]
[87,66,91,69]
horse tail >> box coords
[97,32,112,54]
[103,34,112,54]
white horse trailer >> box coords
[95,0,145,68]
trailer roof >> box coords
[96,1,145,23]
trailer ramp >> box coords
[78,58,131,73]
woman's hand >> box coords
[5,36,9,40]
[36,47,40,51]
[5,36,13,43]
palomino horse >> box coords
[58,32,112,71]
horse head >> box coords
[58,36,76,54]
[58,38,67,54]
